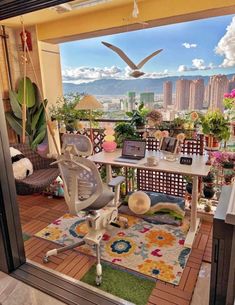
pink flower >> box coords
[117,232,125,237]
[231,91,235,98]
[224,93,231,98]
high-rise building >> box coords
[189,79,204,110]
[163,81,172,108]
[229,76,235,92]
[140,92,154,108]
[209,75,229,110]
[204,83,211,109]
[127,91,136,111]
[175,79,191,110]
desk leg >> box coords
[106,164,112,184]
[185,176,200,248]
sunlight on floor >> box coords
[191,262,211,305]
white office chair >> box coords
[43,135,127,285]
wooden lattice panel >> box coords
[137,169,186,197]
[144,134,204,155]
[77,128,105,154]
[181,134,204,155]
[137,134,204,197]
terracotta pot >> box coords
[205,135,220,150]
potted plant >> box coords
[114,122,140,147]
[126,102,149,129]
[184,175,193,194]
[223,89,235,135]
[50,94,102,132]
[202,172,215,199]
[202,172,215,184]
[201,110,230,149]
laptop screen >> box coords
[122,140,146,158]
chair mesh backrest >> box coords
[59,156,102,206]
[62,134,92,156]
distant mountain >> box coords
[63,74,235,95]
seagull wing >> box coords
[102,41,138,70]
[137,49,163,69]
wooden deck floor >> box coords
[18,194,212,305]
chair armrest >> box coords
[108,176,125,187]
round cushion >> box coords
[128,191,151,214]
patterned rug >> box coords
[35,213,191,285]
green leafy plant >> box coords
[50,94,103,131]
[5,77,47,149]
[126,102,149,128]
[114,122,140,147]
[201,110,230,142]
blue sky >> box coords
[60,14,235,83]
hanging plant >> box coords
[5,77,47,149]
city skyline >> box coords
[61,14,235,85]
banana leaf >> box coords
[5,112,29,137]
[31,127,46,149]
[17,77,36,108]
[31,103,44,131]
[9,91,22,119]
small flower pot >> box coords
[223,161,234,169]
[203,185,215,199]
[202,172,215,184]
[186,182,193,194]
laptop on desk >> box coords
[115,139,146,164]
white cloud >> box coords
[178,59,215,72]
[63,65,170,83]
[182,42,197,49]
[62,65,122,83]
[144,69,169,78]
[215,16,235,67]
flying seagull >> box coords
[102,41,163,78]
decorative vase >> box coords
[102,141,117,152]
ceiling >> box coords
[1,0,235,44]
[1,0,140,27]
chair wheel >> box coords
[43,256,49,263]
[96,275,102,286]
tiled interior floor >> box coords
[0,271,66,305]
[18,194,213,305]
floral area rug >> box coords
[35,213,190,285]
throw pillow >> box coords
[10,147,33,180]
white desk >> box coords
[89,149,210,248]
